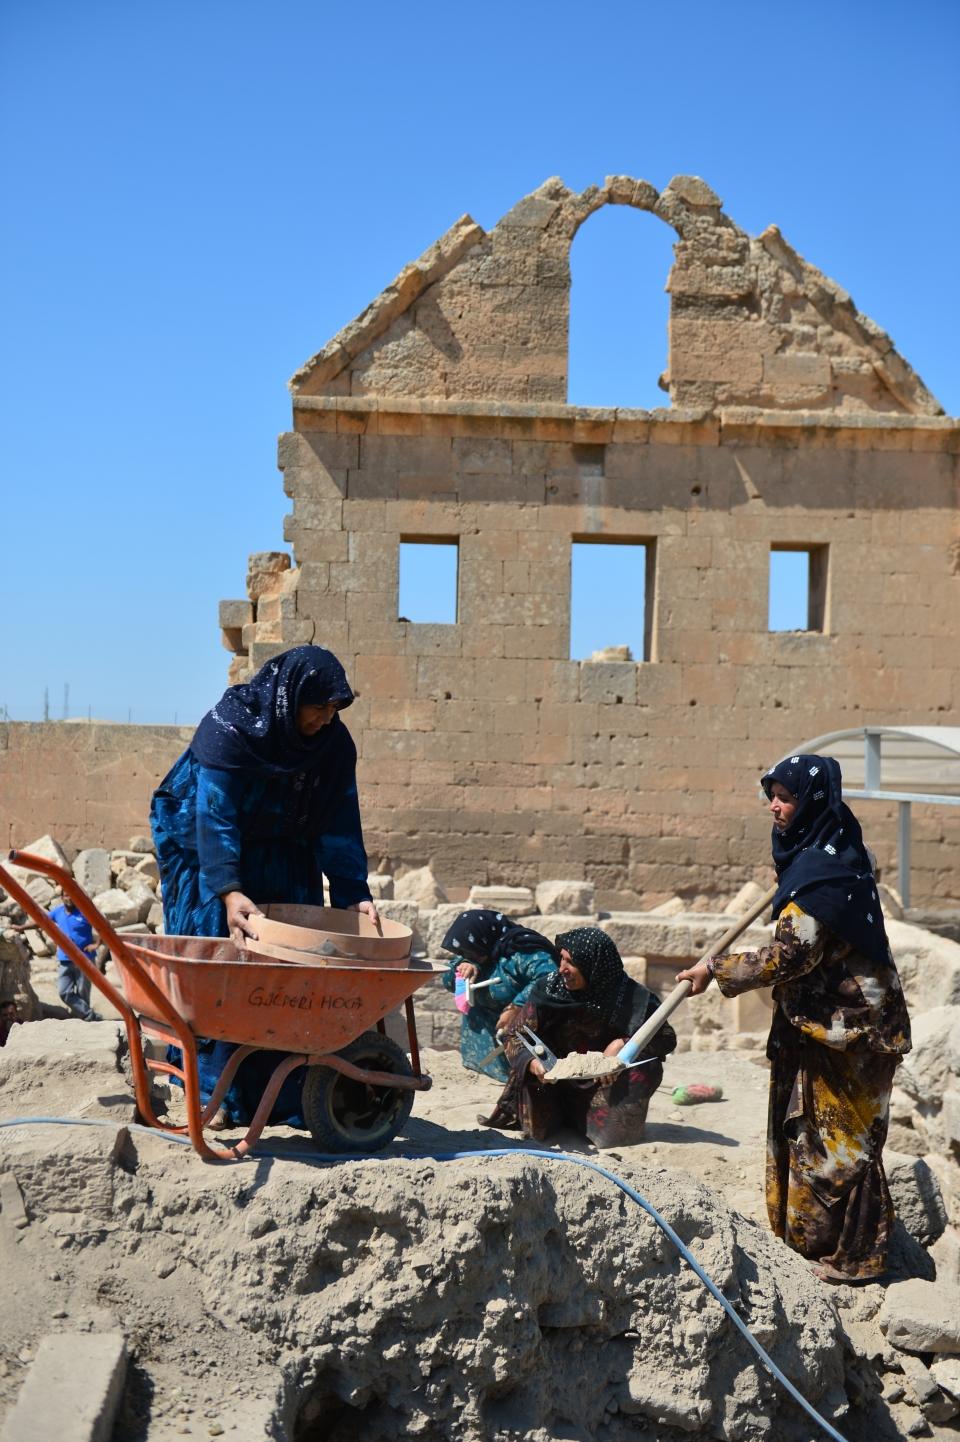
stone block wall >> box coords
[0,723,191,853]
[225,399,960,906]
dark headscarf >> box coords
[532,926,627,1024]
[441,910,559,969]
[761,753,891,967]
[190,646,357,836]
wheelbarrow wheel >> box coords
[302,1032,415,1154]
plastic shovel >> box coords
[544,883,778,1084]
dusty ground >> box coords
[3,1014,959,1442]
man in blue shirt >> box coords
[48,898,102,1022]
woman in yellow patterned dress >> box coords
[677,754,911,1283]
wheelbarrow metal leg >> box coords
[404,996,422,1078]
[232,1053,310,1158]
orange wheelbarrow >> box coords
[0,849,436,1162]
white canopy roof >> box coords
[779,726,960,801]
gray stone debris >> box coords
[884,1150,948,1247]
[366,872,395,900]
[91,889,139,928]
[0,1332,127,1442]
[467,884,535,912]
[393,865,448,908]
[880,1277,960,1354]
[723,880,768,915]
[72,849,111,898]
[535,879,596,915]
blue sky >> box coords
[1,0,957,724]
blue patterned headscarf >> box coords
[441,909,559,969]
[761,753,890,966]
[191,646,354,778]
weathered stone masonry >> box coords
[219,176,959,904]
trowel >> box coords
[544,883,778,1084]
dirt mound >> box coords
[2,1114,848,1442]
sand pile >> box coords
[1,1061,849,1441]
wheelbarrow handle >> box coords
[616,883,778,1066]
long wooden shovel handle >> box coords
[616,883,778,1065]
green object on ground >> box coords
[672,1083,723,1105]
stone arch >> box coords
[566,184,683,408]
[290,174,942,417]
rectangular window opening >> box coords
[570,538,655,663]
[398,538,459,624]
[769,544,829,632]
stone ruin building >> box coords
[218,174,959,907]
[2,174,955,906]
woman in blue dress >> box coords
[150,645,377,1128]
[440,910,559,1081]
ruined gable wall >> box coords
[225,401,960,907]
[291,175,942,418]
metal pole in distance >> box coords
[865,730,881,793]
[898,801,912,910]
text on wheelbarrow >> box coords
[247,986,363,1011]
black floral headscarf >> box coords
[762,753,891,967]
[532,926,627,1024]
[189,646,356,837]
[441,910,558,970]
[191,646,353,777]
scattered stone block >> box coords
[21,876,58,909]
[931,1357,960,1402]
[23,929,51,958]
[467,885,535,914]
[942,1087,960,1155]
[885,1150,947,1247]
[0,1331,127,1442]
[394,866,447,908]
[517,914,596,944]
[146,902,164,931]
[646,897,685,917]
[885,921,960,1013]
[92,890,138,928]
[128,835,154,854]
[373,900,422,951]
[5,836,70,885]
[0,1170,29,1228]
[878,883,905,920]
[535,880,595,915]
[723,881,768,916]
[367,872,394,900]
[423,904,468,958]
[73,849,112,898]
[110,850,146,875]
[898,1007,960,1114]
[589,645,632,663]
[133,855,160,883]
[929,1229,960,1288]
[880,1277,960,1354]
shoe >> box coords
[83,1011,103,1023]
[208,1107,230,1131]
[476,1109,520,1131]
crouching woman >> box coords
[480,927,676,1148]
[440,909,559,1081]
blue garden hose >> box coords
[0,1116,849,1442]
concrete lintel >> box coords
[0,1333,127,1442]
